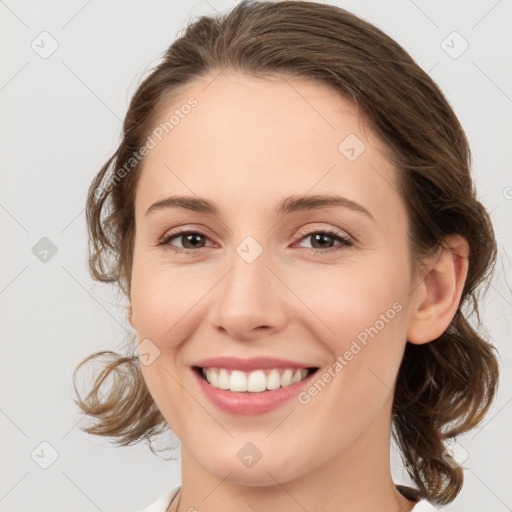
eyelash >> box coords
[157,227,353,256]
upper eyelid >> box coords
[161,225,349,237]
[298,225,350,237]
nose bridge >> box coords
[209,233,288,339]
[232,236,270,295]
[224,236,274,312]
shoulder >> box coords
[396,485,438,512]
[141,485,181,512]
[410,500,439,511]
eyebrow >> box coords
[144,194,375,221]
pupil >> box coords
[184,234,203,249]
[312,233,332,249]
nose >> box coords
[208,247,288,342]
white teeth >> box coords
[267,369,281,390]
[247,370,267,392]
[207,368,218,387]
[291,369,302,384]
[218,368,230,389]
[201,367,310,392]
[230,370,247,392]
[281,368,293,387]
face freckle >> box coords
[128,71,417,489]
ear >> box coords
[407,234,470,345]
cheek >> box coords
[293,265,409,440]
[130,259,210,342]
[296,255,411,408]
[300,254,410,345]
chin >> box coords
[217,466,299,487]
[201,449,306,487]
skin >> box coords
[128,71,469,512]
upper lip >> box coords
[192,356,318,371]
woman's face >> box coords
[128,72,422,486]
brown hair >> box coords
[72,0,500,505]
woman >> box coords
[73,1,500,511]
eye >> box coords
[158,227,353,255]
[158,230,214,253]
[293,228,353,254]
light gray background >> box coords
[1,1,511,511]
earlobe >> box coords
[407,235,469,345]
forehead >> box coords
[135,71,403,225]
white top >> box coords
[141,484,438,511]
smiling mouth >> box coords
[192,366,319,393]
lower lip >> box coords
[192,367,318,416]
